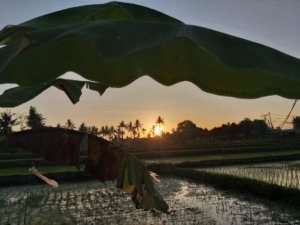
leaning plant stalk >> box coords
[29,167,58,188]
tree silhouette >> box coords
[126,121,134,138]
[99,126,105,138]
[26,106,46,129]
[64,119,76,130]
[292,116,300,129]
[100,125,110,139]
[79,122,88,133]
[119,121,126,139]
[88,126,99,135]
[150,124,157,137]
[142,128,147,135]
[134,119,143,138]
[116,126,124,140]
[109,125,117,140]
[155,116,165,135]
[0,110,20,134]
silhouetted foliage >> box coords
[292,116,300,129]
[26,106,46,129]
[64,119,76,130]
[79,122,88,133]
[156,116,164,135]
[0,110,20,134]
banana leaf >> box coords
[0,2,300,108]
[3,127,169,214]
[0,78,108,107]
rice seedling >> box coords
[196,160,300,189]
[0,176,299,224]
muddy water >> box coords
[196,160,300,189]
[0,176,299,224]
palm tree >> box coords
[109,125,117,140]
[99,126,105,138]
[88,126,99,135]
[150,124,156,137]
[116,126,124,140]
[64,119,76,130]
[0,110,20,134]
[101,125,110,139]
[119,121,126,139]
[142,128,147,136]
[126,121,134,138]
[134,119,143,138]
[155,116,165,135]
[132,129,137,138]
[26,106,46,129]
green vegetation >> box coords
[26,106,46,129]
[0,110,20,134]
[197,161,300,189]
[143,150,300,165]
[292,116,300,129]
[0,165,82,177]
[1,3,300,108]
[148,164,300,208]
[0,176,299,224]
[64,119,76,130]
[1,105,299,144]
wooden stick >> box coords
[29,167,58,188]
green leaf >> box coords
[0,1,299,106]
[0,78,108,107]
[0,2,181,45]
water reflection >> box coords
[0,176,299,224]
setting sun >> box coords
[154,126,161,135]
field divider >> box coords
[173,154,300,168]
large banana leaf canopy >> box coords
[0,1,300,107]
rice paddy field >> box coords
[196,160,300,190]
[2,140,300,225]
[142,150,300,165]
[1,176,300,225]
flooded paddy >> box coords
[196,160,300,189]
[0,176,299,225]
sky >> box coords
[0,0,300,135]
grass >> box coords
[1,150,300,177]
[0,158,41,163]
[143,149,300,164]
[0,164,85,177]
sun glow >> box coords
[154,126,161,135]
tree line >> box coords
[1,106,300,142]
[0,106,165,140]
